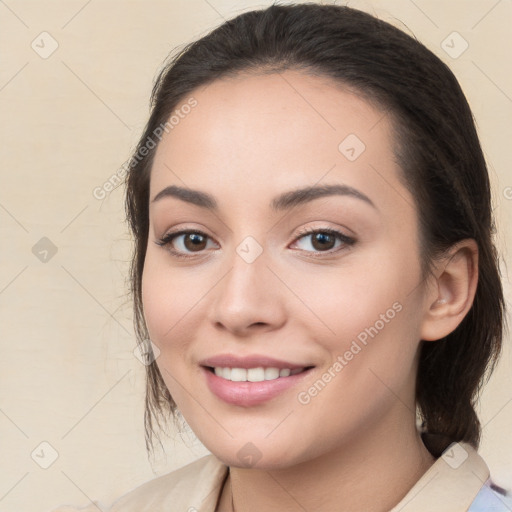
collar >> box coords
[200,441,489,511]
[388,441,489,512]
[109,441,489,511]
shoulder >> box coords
[49,454,228,512]
[109,453,228,512]
[468,480,512,512]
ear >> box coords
[420,239,479,341]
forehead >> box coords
[149,69,411,217]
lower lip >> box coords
[201,366,314,407]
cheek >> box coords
[290,246,424,389]
[141,259,199,400]
[294,297,421,439]
[141,265,170,342]
[308,280,416,374]
[285,252,416,343]
[141,254,194,351]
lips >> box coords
[199,354,315,407]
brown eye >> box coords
[183,232,208,252]
[155,230,217,258]
[310,232,337,251]
[292,227,355,255]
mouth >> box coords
[203,365,315,382]
[199,355,316,407]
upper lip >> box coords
[199,354,314,370]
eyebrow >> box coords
[151,183,377,211]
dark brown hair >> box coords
[124,2,505,456]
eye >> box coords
[155,229,218,259]
[291,227,355,256]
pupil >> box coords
[186,233,206,250]
[313,233,333,250]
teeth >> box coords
[231,368,247,382]
[212,366,304,382]
[264,367,279,380]
[248,367,265,382]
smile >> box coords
[210,366,307,382]
[201,365,315,407]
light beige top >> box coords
[51,441,490,512]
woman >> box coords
[52,3,511,511]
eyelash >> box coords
[155,226,355,260]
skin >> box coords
[141,70,478,511]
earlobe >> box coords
[420,239,479,342]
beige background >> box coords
[0,0,511,510]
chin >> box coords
[205,438,311,471]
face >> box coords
[141,70,429,469]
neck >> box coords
[220,414,435,512]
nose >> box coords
[207,247,287,337]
